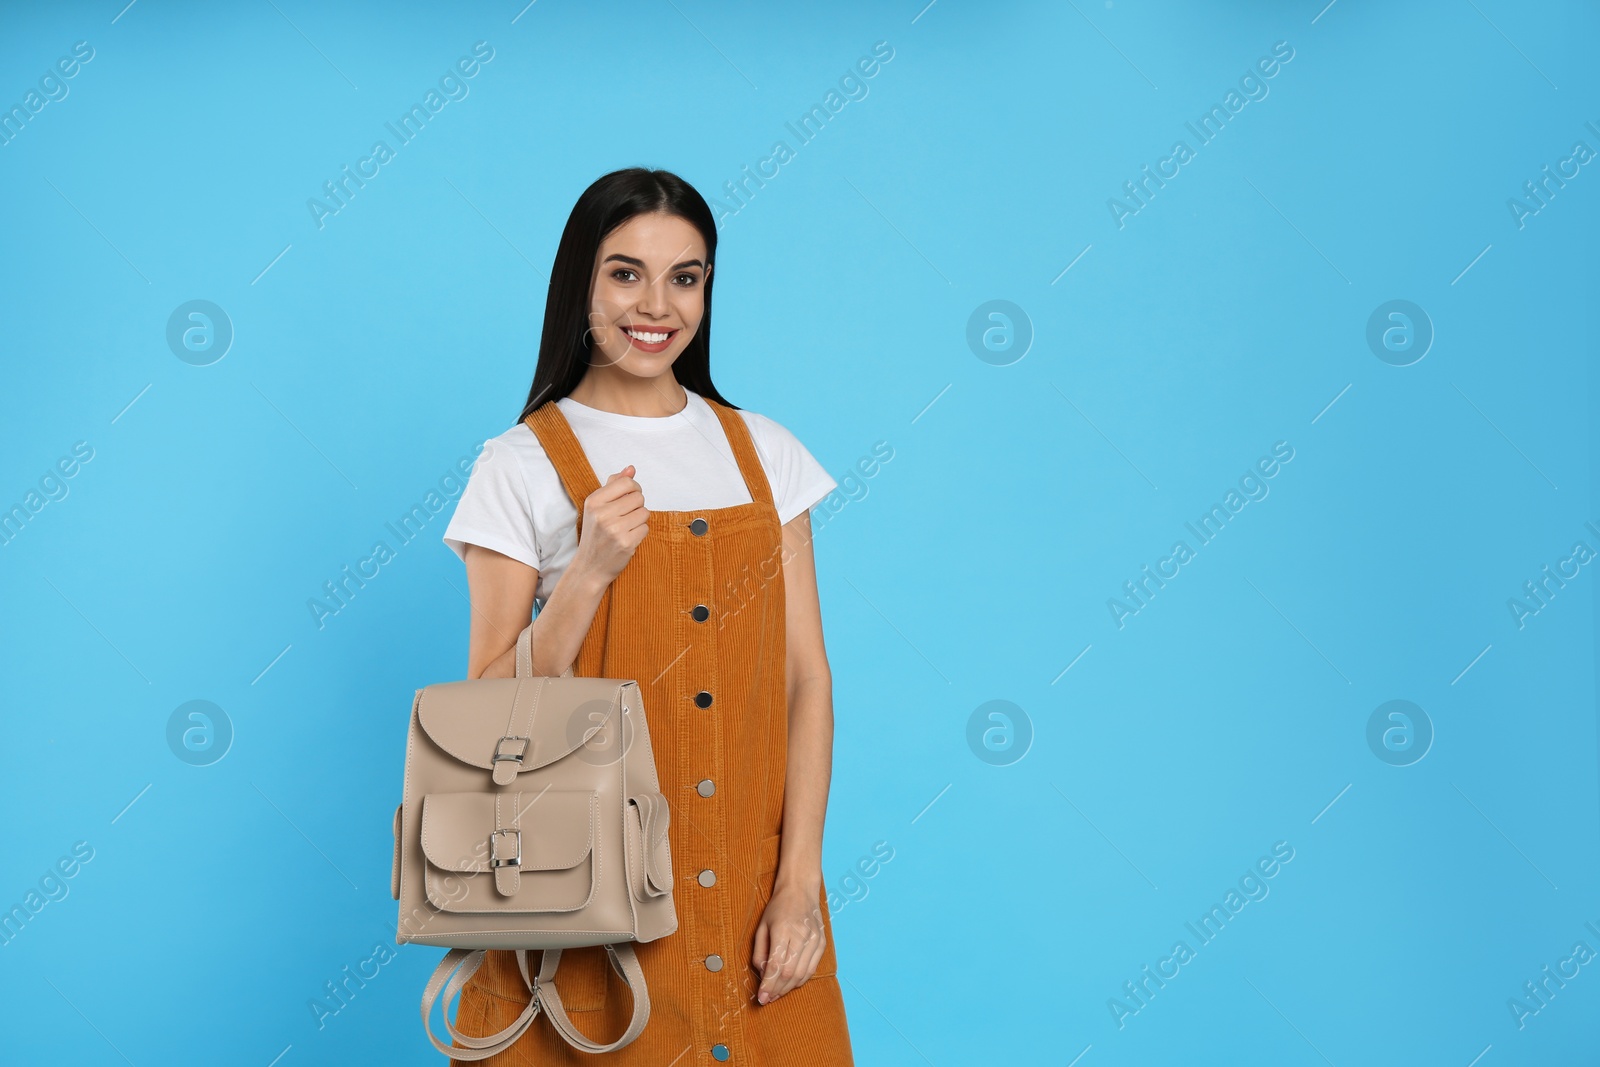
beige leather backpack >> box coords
[391,622,678,1058]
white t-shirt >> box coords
[442,388,838,608]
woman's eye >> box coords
[610,268,698,285]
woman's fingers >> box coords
[588,467,642,515]
[754,918,820,1004]
[751,921,767,973]
[757,925,790,1003]
[586,467,650,551]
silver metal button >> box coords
[705,953,723,972]
[698,869,716,887]
[690,517,708,536]
[696,779,715,797]
[691,604,710,622]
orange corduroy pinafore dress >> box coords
[449,396,855,1065]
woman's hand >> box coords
[571,465,649,585]
[750,880,827,1005]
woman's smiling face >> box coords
[587,211,710,376]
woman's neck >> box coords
[567,369,689,418]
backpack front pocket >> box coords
[420,789,597,914]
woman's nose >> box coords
[634,271,672,316]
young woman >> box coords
[439,168,856,1064]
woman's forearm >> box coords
[775,672,834,896]
[475,556,611,679]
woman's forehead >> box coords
[599,212,707,266]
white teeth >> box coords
[626,328,670,344]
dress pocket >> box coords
[472,946,608,1015]
[757,833,782,890]
[535,944,610,1014]
[811,886,840,979]
[755,833,838,981]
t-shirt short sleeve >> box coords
[743,411,838,527]
[442,431,542,571]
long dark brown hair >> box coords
[518,168,736,422]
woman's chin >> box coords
[592,349,679,378]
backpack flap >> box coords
[415,676,631,785]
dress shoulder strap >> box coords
[704,398,775,510]
[523,403,601,536]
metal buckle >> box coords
[492,736,529,765]
[490,828,521,869]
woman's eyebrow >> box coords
[602,253,705,271]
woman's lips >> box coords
[622,325,678,353]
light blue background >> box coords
[2,0,1597,1063]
